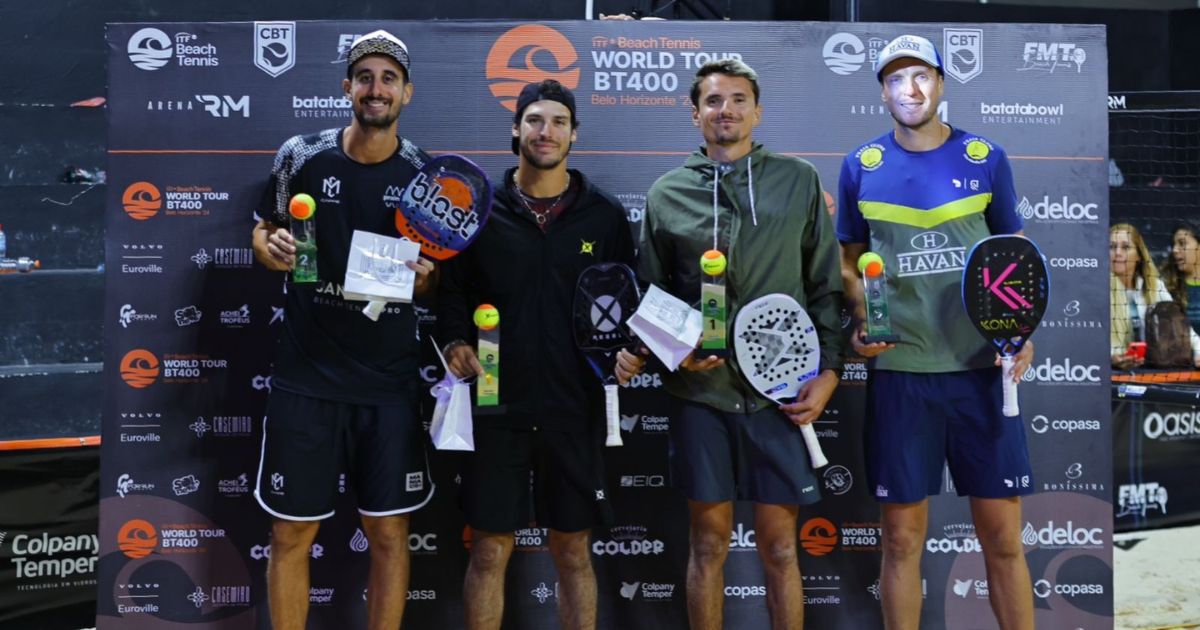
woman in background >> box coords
[1161,222,1200,335]
[1110,223,1200,369]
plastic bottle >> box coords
[0,224,7,259]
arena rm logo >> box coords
[254,22,295,77]
[195,95,249,118]
[943,28,982,83]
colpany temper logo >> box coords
[123,182,162,220]
[118,519,158,558]
[799,517,838,556]
[120,349,160,388]
[485,25,580,112]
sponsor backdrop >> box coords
[100,20,1110,629]
[1113,395,1200,531]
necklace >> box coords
[513,172,571,226]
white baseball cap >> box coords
[348,30,411,77]
[874,34,943,81]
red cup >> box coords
[1129,341,1147,359]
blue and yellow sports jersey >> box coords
[837,127,1022,372]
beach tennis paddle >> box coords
[962,234,1050,417]
[573,263,642,447]
[733,293,829,469]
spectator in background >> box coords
[1161,222,1200,335]
[1110,223,1200,369]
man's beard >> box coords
[519,139,571,170]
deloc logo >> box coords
[1016,195,1099,223]
[729,523,755,551]
[122,182,162,220]
[1117,482,1168,518]
[896,231,964,278]
[1019,42,1087,74]
[126,28,219,70]
[127,28,173,70]
[254,21,295,77]
[980,101,1063,126]
[1022,357,1101,385]
[799,517,838,556]
[195,95,250,118]
[821,33,885,76]
[1143,410,1200,441]
[1029,413,1101,435]
[120,349,160,388]
[118,304,157,328]
[823,465,853,495]
[943,29,982,83]
[486,25,580,112]
[1021,520,1104,549]
[117,519,158,559]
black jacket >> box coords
[437,168,635,432]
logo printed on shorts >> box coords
[406,472,424,492]
[271,472,284,493]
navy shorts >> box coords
[670,400,821,505]
[460,425,612,534]
[864,368,1034,504]
[255,388,434,520]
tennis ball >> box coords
[857,252,884,274]
[700,249,727,276]
[473,304,499,330]
[289,193,316,220]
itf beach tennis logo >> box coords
[799,517,839,556]
[485,25,580,112]
[127,28,173,70]
[120,349,160,389]
[123,182,162,220]
[254,22,295,77]
[822,32,886,76]
[117,519,159,559]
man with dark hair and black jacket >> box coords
[437,80,643,630]
[639,59,844,630]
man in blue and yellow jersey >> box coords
[837,35,1036,630]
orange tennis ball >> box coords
[289,193,316,220]
[700,249,727,276]
[474,304,499,330]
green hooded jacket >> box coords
[639,143,845,413]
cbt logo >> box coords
[486,25,580,112]
[254,22,295,77]
[943,29,982,83]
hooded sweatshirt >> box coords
[639,143,845,413]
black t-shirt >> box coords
[257,128,426,404]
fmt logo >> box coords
[943,28,982,83]
[254,22,295,77]
[120,349,160,388]
[123,182,162,220]
[799,517,838,556]
[485,25,580,112]
[1117,482,1169,518]
[117,519,158,559]
[127,28,173,70]
[1020,42,1086,74]
[195,95,249,118]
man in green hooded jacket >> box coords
[638,59,844,630]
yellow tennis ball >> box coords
[857,252,884,274]
[700,249,727,276]
[289,193,316,220]
[473,304,499,330]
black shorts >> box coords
[255,388,434,520]
[461,425,612,533]
[670,400,822,505]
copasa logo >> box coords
[120,349,160,388]
[799,518,838,556]
[485,25,580,112]
[123,182,162,220]
[118,519,158,559]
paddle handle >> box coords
[800,424,828,469]
[604,384,623,447]
[1001,354,1019,417]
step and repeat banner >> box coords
[100,20,1110,629]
